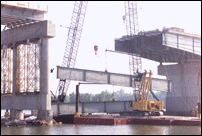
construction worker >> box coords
[195,110,198,117]
[148,111,152,118]
[192,110,195,117]
[122,15,126,23]
[4,109,10,118]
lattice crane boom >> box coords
[55,1,140,102]
[124,1,142,98]
[124,1,141,74]
[124,1,139,36]
[55,1,88,102]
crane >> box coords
[129,70,164,116]
[124,2,164,115]
[124,1,142,98]
[53,1,141,103]
[53,1,88,103]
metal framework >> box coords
[56,1,88,101]
[124,1,141,75]
[124,1,142,98]
[1,45,12,94]
[16,42,40,93]
[129,53,142,74]
[137,70,152,101]
[124,1,139,36]
[129,53,142,95]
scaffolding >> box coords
[16,42,40,93]
[1,45,12,94]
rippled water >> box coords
[1,110,201,135]
[1,124,201,135]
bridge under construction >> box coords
[1,1,201,126]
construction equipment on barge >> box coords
[129,70,164,116]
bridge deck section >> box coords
[1,1,47,29]
[115,27,201,63]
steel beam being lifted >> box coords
[57,66,171,92]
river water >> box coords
[1,110,201,135]
[1,124,201,135]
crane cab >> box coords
[129,99,164,112]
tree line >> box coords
[62,88,167,107]
[64,89,134,103]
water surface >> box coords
[1,124,201,135]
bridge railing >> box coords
[1,1,48,12]
[163,30,201,55]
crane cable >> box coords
[105,49,108,72]
[96,54,105,70]
[87,46,105,71]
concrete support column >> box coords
[16,110,24,120]
[158,62,199,115]
[31,110,38,116]
[10,109,24,120]
[12,43,17,94]
[57,102,60,115]
[10,109,15,120]
[37,37,53,125]
[10,44,18,120]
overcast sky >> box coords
[1,1,201,95]
[44,1,201,95]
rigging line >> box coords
[105,49,107,71]
[96,54,105,70]
[86,54,103,70]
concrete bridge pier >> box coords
[37,38,53,125]
[10,110,24,121]
[158,61,200,115]
[1,2,56,124]
[31,110,38,116]
[8,37,53,123]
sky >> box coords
[1,1,201,95]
